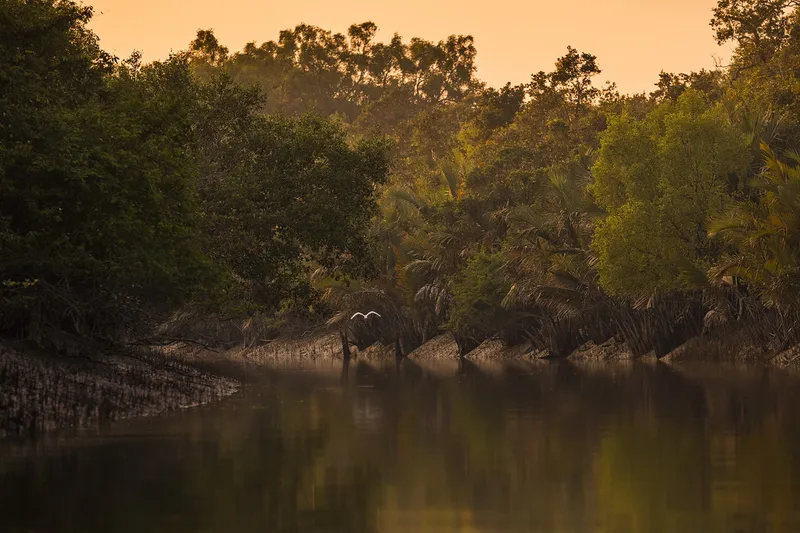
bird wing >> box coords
[350,312,367,319]
[365,311,382,318]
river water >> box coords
[3,359,800,533]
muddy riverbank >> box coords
[3,326,799,438]
[0,344,239,438]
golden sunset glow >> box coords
[87,0,729,94]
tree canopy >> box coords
[5,0,800,358]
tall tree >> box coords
[192,75,391,309]
[591,90,748,297]
[0,1,212,342]
[711,0,799,65]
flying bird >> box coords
[350,311,382,320]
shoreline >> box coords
[2,327,798,439]
[0,343,240,439]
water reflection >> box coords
[2,360,800,532]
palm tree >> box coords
[498,160,614,356]
[710,142,800,348]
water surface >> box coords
[3,359,800,532]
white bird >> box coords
[350,311,382,320]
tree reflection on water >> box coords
[2,360,800,533]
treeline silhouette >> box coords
[3,0,800,360]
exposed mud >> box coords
[0,344,238,438]
[4,322,799,439]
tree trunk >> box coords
[394,336,404,369]
[340,329,351,364]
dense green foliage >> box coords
[592,91,749,297]
[5,0,800,358]
[0,0,389,346]
[1,0,210,341]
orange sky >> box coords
[86,0,732,95]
